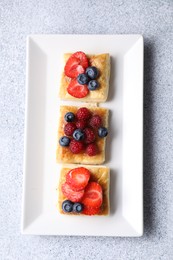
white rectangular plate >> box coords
[22,35,143,236]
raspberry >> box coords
[86,143,98,156]
[76,107,91,120]
[76,120,88,130]
[64,123,77,136]
[89,115,102,128]
[69,139,84,154]
[83,128,96,144]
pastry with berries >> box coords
[57,166,110,216]
[59,51,110,102]
[56,105,109,164]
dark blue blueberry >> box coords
[59,136,71,146]
[73,203,84,213]
[64,112,75,122]
[88,80,99,91]
[98,127,108,138]
[73,129,85,141]
[77,73,89,85]
[86,66,99,79]
[62,200,74,213]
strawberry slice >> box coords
[72,51,89,69]
[67,79,89,98]
[81,182,103,208]
[62,182,84,202]
[64,56,85,78]
[66,167,91,191]
[82,206,101,215]
[64,52,88,78]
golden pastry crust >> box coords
[59,53,110,102]
[57,166,110,215]
[56,105,109,164]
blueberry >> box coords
[59,136,71,146]
[64,112,75,122]
[88,80,99,91]
[77,73,89,85]
[73,129,85,141]
[86,66,99,79]
[73,203,83,213]
[62,200,74,213]
[98,127,108,137]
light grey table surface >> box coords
[0,0,173,259]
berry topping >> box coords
[73,202,84,213]
[62,182,84,202]
[73,129,85,141]
[59,136,71,147]
[86,143,98,156]
[66,167,91,191]
[88,80,99,91]
[64,122,77,136]
[82,206,100,215]
[62,200,74,213]
[76,107,91,120]
[77,73,89,85]
[83,128,96,144]
[81,182,103,208]
[67,79,89,98]
[64,112,75,122]
[72,51,89,69]
[98,127,108,137]
[89,115,102,128]
[69,139,84,154]
[76,120,88,130]
[86,66,99,80]
[64,56,85,78]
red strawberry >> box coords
[64,56,85,78]
[83,128,96,144]
[69,139,84,154]
[81,182,103,208]
[86,143,98,156]
[66,167,91,191]
[62,182,84,202]
[76,107,91,120]
[82,206,101,215]
[72,51,89,69]
[76,120,88,130]
[67,79,89,98]
[64,122,77,136]
[89,115,102,128]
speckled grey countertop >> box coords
[0,0,173,259]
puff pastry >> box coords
[59,53,110,102]
[56,105,109,165]
[57,165,110,215]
